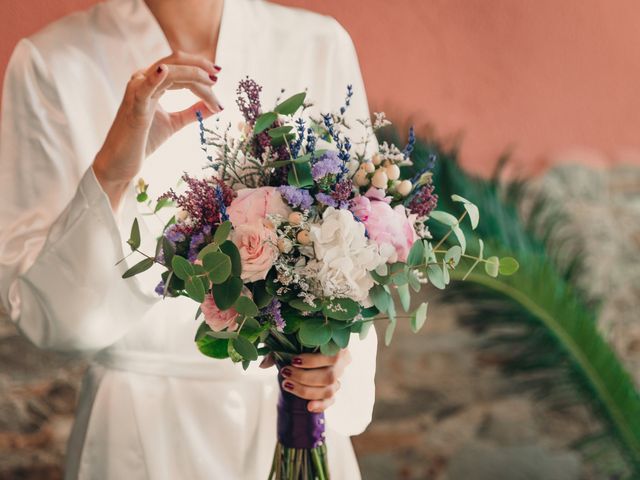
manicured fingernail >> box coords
[284,381,295,391]
[281,368,292,378]
[218,103,224,111]
[293,357,302,365]
[214,64,222,71]
[209,74,218,82]
[156,65,164,74]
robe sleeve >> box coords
[323,20,379,437]
[0,38,157,352]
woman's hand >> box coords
[276,350,352,413]
[92,51,223,210]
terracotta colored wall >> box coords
[2,0,640,175]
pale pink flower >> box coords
[201,294,239,332]
[227,187,292,226]
[231,222,278,282]
[363,201,418,263]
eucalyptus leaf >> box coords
[323,298,360,321]
[442,259,451,284]
[127,218,141,251]
[185,276,205,303]
[452,225,467,254]
[289,298,321,312]
[320,340,341,356]
[251,281,273,309]
[197,242,219,260]
[219,241,242,277]
[154,197,173,213]
[407,240,425,267]
[299,319,332,347]
[407,269,421,292]
[331,325,351,349]
[485,256,500,277]
[267,125,294,138]
[212,276,243,310]
[369,284,391,313]
[162,237,175,267]
[274,92,306,115]
[234,296,259,317]
[197,336,229,359]
[410,302,428,333]
[499,257,520,275]
[430,210,458,226]
[213,221,232,245]
[203,252,232,284]
[232,336,259,361]
[206,330,239,339]
[171,255,194,281]
[397,283,411,312]
[287,161,313,188]
[122,257,154,279]
[444,245,462,267]
[426,264,446,290]
[253,112,277,134]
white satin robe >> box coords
[0,0,378,478]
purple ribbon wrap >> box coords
[277,371,326,449]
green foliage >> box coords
[274,92,307,115]
[127,218,141,251]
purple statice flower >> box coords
[261,299,285,332]
[312,151,343,180]
[236,77,262,124]
[159,174,235,235]
[316,192,338,208]
[154,280,165,296]
[278,186,314,210]
[188,225,212,261]
[165,224,186,244]
[408,184,438,217]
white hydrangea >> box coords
[309,207,386,304]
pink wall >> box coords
[2,0,640,175]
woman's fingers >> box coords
[291,349,351,369]
[281,365,336,387]
[307,397,335,413]
[157,50,221,77]
[281,377,341,401]
[169,100,214,132]
[151,64,222,113]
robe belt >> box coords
[92,349,271,381]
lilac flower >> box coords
[261,299,286,332]
[332,180,354,207]
[408,184,438,217]
[278,186,314,210]
[312,151,343,180]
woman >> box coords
[0,0,377,478]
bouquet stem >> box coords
[269,371,330,479]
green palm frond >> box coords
[382,129,640,477]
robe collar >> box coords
[106,0,252,104]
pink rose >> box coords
[363,201,418,262]
[201,294,239,332]
[232,222,278,282]
[227,187,292,226]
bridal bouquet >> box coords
[121,78,518,479]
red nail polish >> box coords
[281,368,292,378]
[214,65,222,71]
[217,104,224,111]
[293,358,302,365]
[156,65,163,74]
[209,74,218,82]
[284,381,295,390]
